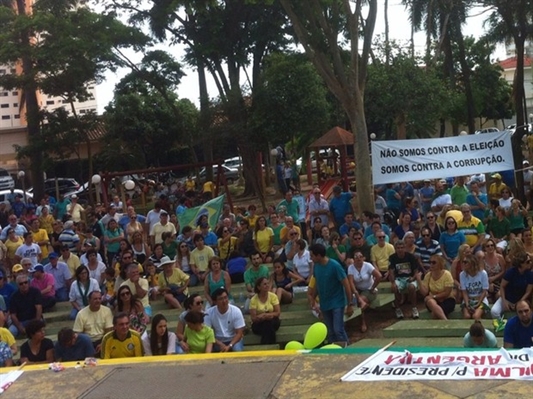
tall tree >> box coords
[0,0,148,199]
[483,0,533,199]
[278,0,377,212]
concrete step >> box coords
[243,344,280,351]
[243,325,309,346]
[383,319,502,338]
[418,308,515,320]
[349,337,504,349]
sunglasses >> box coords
[194,300,204,305]
[485,244,494,248]
[120,291,131,297]
[421,234,430,237]
[429,261,438,265]
[18,281,28,286]
[427,216,435,219]
[377,236,385,239]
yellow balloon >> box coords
[319,344,342,349]
[303,322,328,349]
[285,341,305,350]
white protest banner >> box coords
[371,131,514,185]
[341,348,533,382]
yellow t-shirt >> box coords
[104,278,116,297]
[218,236,238,260]
[488,182,507,200]
[0,327,15,348]
[5,237,23,261]
[158,269,190,296]
[280,225,302,242]
[38,214,55,234]
[190,246,215,272]
[120,278,150,308]
[246,215,259,229]
[32,228,50,258]
[60,254,81,277]
[254,228,274,253]
[250,292,279,314]
[73,306,113,342]
[203,181,214,193]
[370,243,395,272]
[422,270,454,299]
[185,180,195,191]
[101,330,143,359]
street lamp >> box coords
[370,132,376,140]
[17,171,25,203]
[91,174,101,204]
[459,131,468,136]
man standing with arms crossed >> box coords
[308,243,353,346]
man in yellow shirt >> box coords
[488,173,507,201]
[30,219,50,261]
[59,245,81,277]
[203,180,215,202]
[190,234,215,283]
[101,313,143,359]
[370,230,395,280]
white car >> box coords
[474,127,500,135]
[0,168,15,190]
[0,189,33,211]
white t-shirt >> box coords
[348,262,375,291]
[15,243,41,265]
[431,194,452,209]
[85,261,107,285]
[141,331,177,355]
[146,209,162,232]
[205,304,245,342]
[459,270,489,304]
[80,252,103,266]
[293,250,312,278]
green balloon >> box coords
[319,344,342,349]
[303,322,328,349]
[285,341,305,350]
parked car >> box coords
[506,124,532,135]
[223,156,242,170]
[0,189,33,211]
[474,127,500,135]
[0,168,15,190]
[28,178,81,198]
[198,165,240,185]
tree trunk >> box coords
[511,38,526,203]
[16,0,44,200]
[198,58,213,181]
[454,24,476,134]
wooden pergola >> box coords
[307,126,354,192]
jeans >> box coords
[55,287,69,302]
[9,319,35,337]
[322,307,349,344]
[213,338,244,352]
[185,270,199,287]
[70,307,79,320]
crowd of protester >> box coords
[0,169,533,364]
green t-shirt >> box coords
[488,217,511,239]
[244,265,270,289]
[271,223,285,246]
[450,185,469,205]
[184,325,215,354]
[326,245,346,265]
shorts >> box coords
[427,297,456,316]
[359,289,377,304]
[395,277,418,293]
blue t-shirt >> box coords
[329,193,353,226]
[202,232,218,246]
[419,186,435,212]
[339,222,361,237]
[504,316,533,349]
[0,284,16,309]
[313,258,347,312]
[385,189,401,211]
[227,257,247,275]
[466,193,488,220]
[439,231,466,259]
[54,333,95,361]
[503,267,533,304]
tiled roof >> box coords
[498,56,532,69]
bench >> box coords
[383,319,503,338]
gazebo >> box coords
[307,126,354,192]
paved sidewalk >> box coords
[3,351,531,398]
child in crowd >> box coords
[102,267,116,307]
[145,262,160,301]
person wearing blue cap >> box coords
[44,252,72,302]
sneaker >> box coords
[412,307,419,319]
[395,308,404,319]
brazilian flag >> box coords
[178,194,225,228]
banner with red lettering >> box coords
[341,348,533,381]
[371,131,514,185]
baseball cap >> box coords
[71,194,78,199]
[160,210,168,216]
[64,220,74,229]
[491,173,502,179]
[49,252,59,259]
[524,160,530,165]
[12,264,24,273]
[29,264,44,273]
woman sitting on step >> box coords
[416,255,455,320]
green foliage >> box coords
[251,52,331,155]
[365,41,450,139]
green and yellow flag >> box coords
[178,194,225,229]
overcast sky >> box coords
[96,3,506,114]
